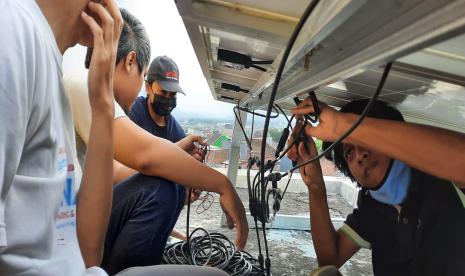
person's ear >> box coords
[151,81,162,91]
[125,51,137,73]
[145,81,152,92]
[146,85,153,102]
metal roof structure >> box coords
[176,0,465,133]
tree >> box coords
[314,138,323,153]
[268,128,283,143]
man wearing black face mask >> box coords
[127,55,206,242]
[129,56,187,144]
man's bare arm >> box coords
[113,117,249,249]
[76,0,122,267]
[288,124,360,267]
[113,159,137,185]
[293,99,465,187]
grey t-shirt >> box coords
[0,0,105,275]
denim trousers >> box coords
[101,173,186,275]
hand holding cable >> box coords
[292,99,344,142]
[176,135,207,161]
[287,120,325,190]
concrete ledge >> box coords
[216,168,360,230]
[244,214,345,231]
[215,168,359,208]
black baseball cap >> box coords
[146,56,185,95]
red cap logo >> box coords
[164,71,178,80]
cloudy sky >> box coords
[63,0,235,119]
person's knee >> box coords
[148,177,179,212]
[132,176,180,227]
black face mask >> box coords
[151,93,177,116]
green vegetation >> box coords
[315,138,323,153]
[269,128,283,143]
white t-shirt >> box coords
[0,0,105,275]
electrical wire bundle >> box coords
[195,143,215,214]
[224,0,396,274]
[162,142,261,275]
[166,0,395,273]
[163,228,261,275]
[195,191,214,214]
[225,1,325,274]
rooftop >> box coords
[172,173,373,275]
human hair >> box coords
[322,99,405,182]
[85,8,151,72]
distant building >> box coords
[206,134,277,169]
[205,146,229,168]
[204,130,339,176]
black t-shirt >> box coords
[342,169,465,275]
[128,96,186,207]
[129,96,186,143]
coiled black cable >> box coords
[163,140,261,275]
[196,144,214,214]
[163,228,261,275]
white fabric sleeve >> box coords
[452,183,465,208]
[114,100,126,119]
[86,266,108,276]
[339,223,371,249]
[65,75,92,145]
[0,4,32,247]
[64,75,126,146]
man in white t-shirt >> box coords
[0,1,230,275]
[65,8,248,275]
[0,0,122,274]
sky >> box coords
[63,0,235,120]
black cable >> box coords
[186,188,192,240]
[259,0,322,178]
[281,171,293,199]
[253,60,274,65]
[275,119,307,161]
[165,178,260,275]
[281,61,393,177]
[233,106,252,151]
[195,192,214,215]
[195,144,215,214]
[201,143,210,164]
[233,105,281,152]
[242,61,393,274]
[163,229,261,275]
[258,1,321,274]
[165,140,261,274]
[235,105,279,119]
[247,157,264,272]
[275,104,292,127]
[250,112,255,151]
[251,64,267,72]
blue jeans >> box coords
[101,173,186,275]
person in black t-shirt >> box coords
[128,55,203,241]
[288,99,465,275]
